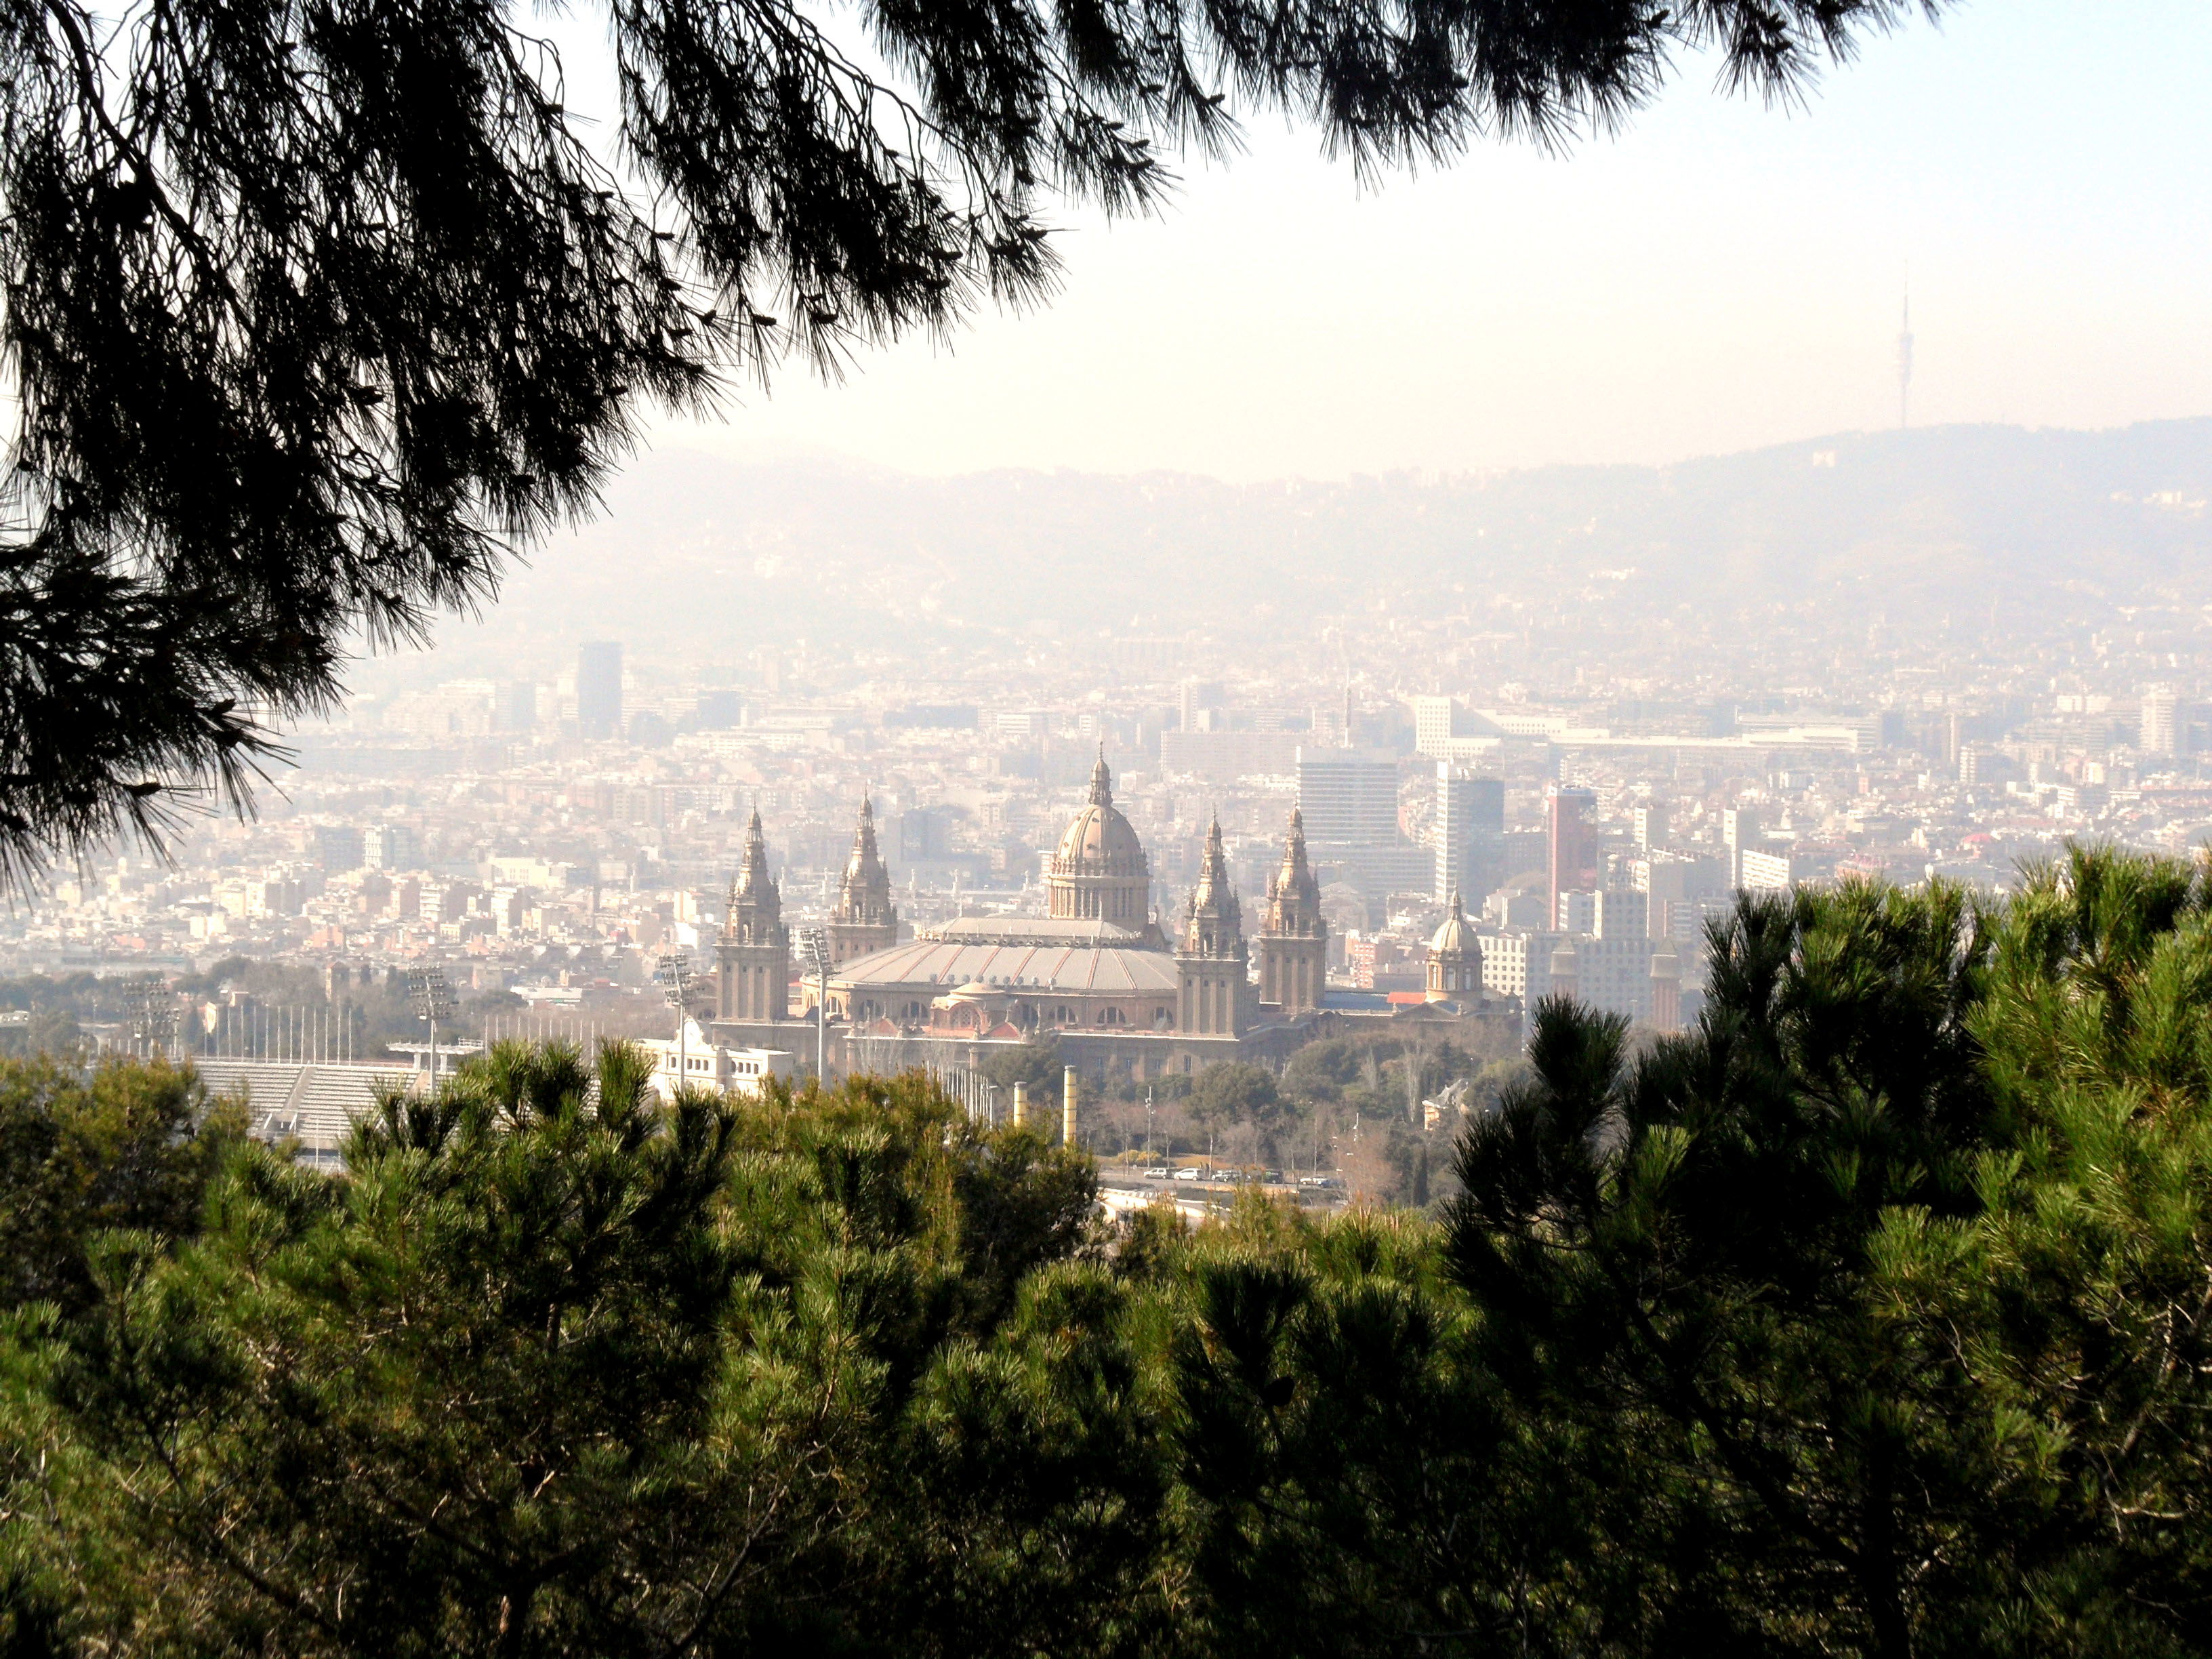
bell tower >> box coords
[1176,816,1253,1038]
[1254,806,1328,1015]
[716,810,790,1023]
[827,798,899,964]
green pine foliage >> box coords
[14,848,2212,1656]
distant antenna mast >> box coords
[1896,277,1914,430]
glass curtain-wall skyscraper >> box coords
[1548,783,1599,919]
[1435,764,1504,905]
[577,640,623,740]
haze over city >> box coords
[22,0,2212,1650]
[639,0,2212,478]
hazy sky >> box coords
[607,1,2212,481]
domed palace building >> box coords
[706,751,1463,1086]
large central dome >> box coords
[1048,752,1151,924]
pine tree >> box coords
[0,0,1940,885]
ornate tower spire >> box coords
[1089,743,1113,806]
[732,810,776,915]
[1261,806,1322,937]
[1256,805,1327,1015]
[1176,814,1250,1037]
[829,796,899,964]
[1181,815,1244,958]
[717,807,790,1023]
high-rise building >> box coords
[1435,764,1505,905]
[1409,694,1496,761]
[498,680,537,733]
[362,823,422,872]
[1650,945,1682,1032]
[2141,684,2185,757]
[1722,806,1759,889]
[1297,748,1401,845]
[1547,784,1598,916]
[1633,803,1669,851]
[1179,680,1225,732]
[577,641,623,740]
[1740,848,1794,893]
[1593,888,1647,941]
[314,825,365,872]
[1410,695,1459,758]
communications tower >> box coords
[1896,284,1914,430]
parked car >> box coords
[1172,1168,1203,1182]
[1298,1175,1345,1189]
[1141,1166,1170,1180]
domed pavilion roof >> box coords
[1052,750,1148,877]
[1430,891,1477,958]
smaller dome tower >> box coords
[1426,891,1482,1002]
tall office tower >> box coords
[1547,784,1598,918]
[1296,748,1401,845]
[363,823,422,872]
[1633,803,1670,851]
[1650,944,1682,1033]
[1435,763,1505,905]
[2141,684,2184,757]
[314,825,365,872]
[577,640,623,739]
[498,680,537,733]
[1179,679,1225,732]
[1722,806,1759,890]
[1410,695,1459,758]
[1556,889,1597,934]
[1593,888,1647,942]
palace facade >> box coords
[708,752,1498,1088]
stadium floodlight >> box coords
[403,966,457,1086]
[123,974,174,1058]
[655,949,703,1092]
[796,927,832,1085]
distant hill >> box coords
[447,419,2212,670]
